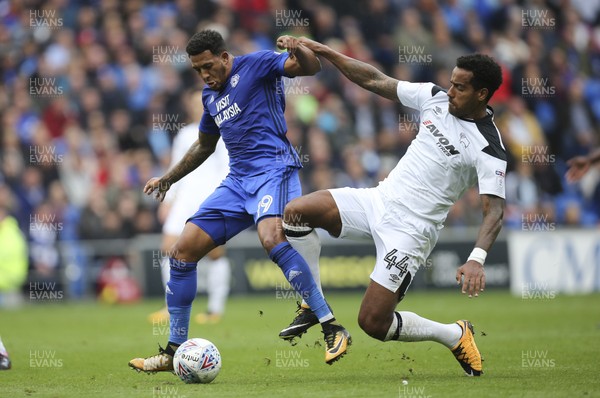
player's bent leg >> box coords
[259,217,351,364]
[170,221,218,263]
[279,191,341,341]
[358,279,405,341]
[360,279,481,376]
[284,190,343,237]
[129,223,217,373]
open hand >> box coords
[143,177,170,202]
[456,260,485,298]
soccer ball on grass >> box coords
[173,338,221,384]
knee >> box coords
[261,229,285,254]
[357,311,389,341]
[283,198,304,226]
[170,241,200,263]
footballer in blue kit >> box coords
[129,30,350,374]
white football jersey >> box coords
[378,81,507,226]
[164,124,229,207]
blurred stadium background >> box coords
[0,0,599,306]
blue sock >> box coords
[269,242,333,322]
[166,258,197,345]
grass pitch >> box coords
[1,290,599,398]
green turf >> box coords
[1,291,599,398]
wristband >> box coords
[468,248,487,265]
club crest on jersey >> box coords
[231,74,240,87]
[459,132,470,148]
[423,120,460,156]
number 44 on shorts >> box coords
[384,249,409,278]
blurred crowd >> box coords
[1,0,599,293]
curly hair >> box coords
[456,54,503,102]
[186,30,226,56]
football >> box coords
[173,338,222,384]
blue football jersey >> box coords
[199,50,302,176]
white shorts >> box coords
[329,187,439,294]
[163,199,200,236]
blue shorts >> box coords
[187,167,301,245]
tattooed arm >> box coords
[299,37,399,102]
[143,132,220,202]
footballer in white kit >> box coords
[281,38,506,377]
[334,80,506,293]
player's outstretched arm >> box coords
[277,35,321,77]
[143,132,220,202]
[566,148,600,183]
[455,194,504,297]
[298,37,399,102]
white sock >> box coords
[390,311,462,348]
[160,257,170,288]
[384,312,401,341]
[206,257,231,315]
[284,225,323,306]
[160,257,171,308]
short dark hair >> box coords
[186,30,226,56]
[456,54,503,102]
